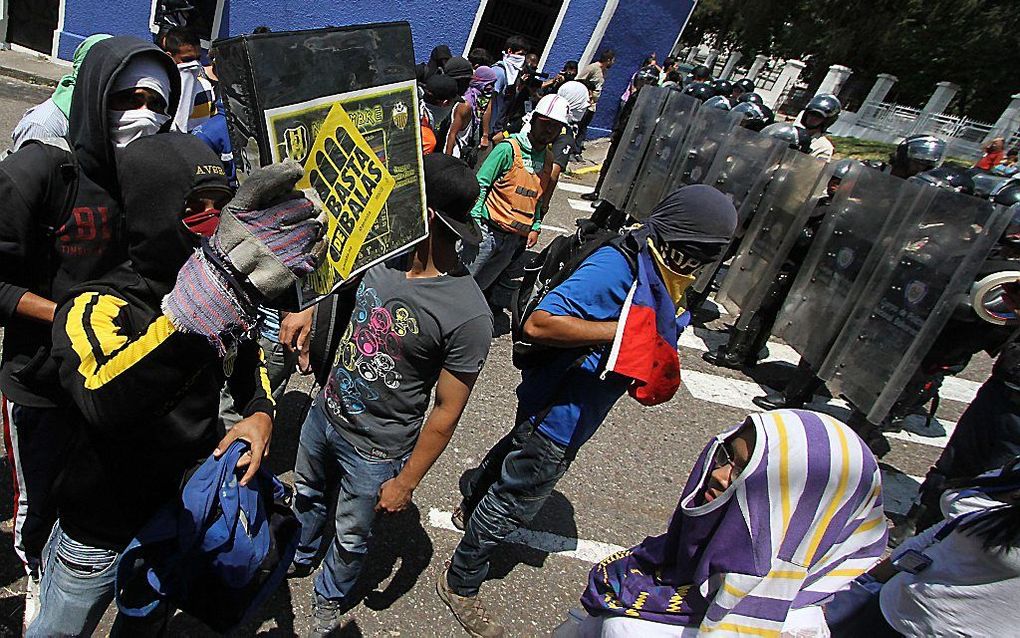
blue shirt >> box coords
[191,111,237,188]
[518,246,635,447]
[489,64,509,134]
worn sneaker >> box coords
[23,569,41,631]
[451,504,466,531]
[287,561,313,579]
[310,594,344,637]
[437,566,504,637]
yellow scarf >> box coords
[647,239,696,313]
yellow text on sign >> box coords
[298,102,396,293]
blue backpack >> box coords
[116,441,299,632]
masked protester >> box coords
[446,66,498,166]
[161,27,217,133]
[0,36,179,630]
[489,35,530,136]
[37,136,323,636]
[9,34,112,152]
[416,44,453,83]
[439,186,738,638]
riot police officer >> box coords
[800,93,841,161]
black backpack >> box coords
[510,219,635,370]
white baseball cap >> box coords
[532,94,570,126]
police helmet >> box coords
[703,95,732,111]
[738,92,765,106]
[691,65,712,81]
[683,82,716,102]
[802,93,841,130]
[732,101,771,131]
[711,79,733,97]
[734,78,756,95]
[761,122,805,151]
[912,166,976,196]
[831,158,856,182]
[894,135,947,172]
[993,181,1020,208]
[636,66,660,86]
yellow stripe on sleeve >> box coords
[805,424,851,564]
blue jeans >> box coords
[447,416,574,596]
[291,404,407,602]
[461,221,527,294]
[28,522,166,637]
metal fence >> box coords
[852,101,1018,160]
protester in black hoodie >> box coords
[0,35,179,620]
[38,134,322,635]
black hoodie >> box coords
[0,36,181,408]
[50,133,272,549]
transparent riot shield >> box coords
[599,87,671,209]
[819,192,1012,424]
[715,149,830,328]
[705,127,789,218]
[774,164,929,368]
[624,91,700,220]
[685,130,790,298]
[668,107,742,190]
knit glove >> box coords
[163,160,324,355]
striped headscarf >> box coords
[582,410,887,636]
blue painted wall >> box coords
[54,0,696,138]
[589,0,696,134]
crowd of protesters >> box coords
[0,20,1017,638]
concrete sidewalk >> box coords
[0,49,65,88]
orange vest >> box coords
[484,138,551,236]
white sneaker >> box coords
[23,569,41,631]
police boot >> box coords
[702,326,757,370]
[752,370,820,410]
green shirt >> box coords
[470,132,547,232]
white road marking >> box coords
[557,182,595,195]
[940,376,979,405]
[427,508,625,563]
[679,331,801,365]
[540,223,572,235]
[568,198,596,212]
[885,415,956,448]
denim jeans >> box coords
[461,221,527,294]
[27,522,167,637]
[447,416,574,596]
[291,404,407,602]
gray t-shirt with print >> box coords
[322,260,492,459]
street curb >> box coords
[0,65,59,88]
[568,163,602,176]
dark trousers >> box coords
[2,396,75,571]
[447,416,575,596]
[575,109,595,152]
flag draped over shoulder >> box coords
[603,249,680,406]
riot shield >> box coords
[212,24,427,308]
[623,91,701,220]
[715,149,829,327]
[668,107,742,189]
[685,134,785,299]
[599,87,671,210]
[774,164,929,368]
[819,192,1011,424]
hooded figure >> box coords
[557,80,591,125]
[10,33,112,151]
[50,133,244,551]
[0,35,181,408]
[443,55,475,95]
[581,410,887,636]
[416,44,452,82]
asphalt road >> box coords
[0,75,987,637]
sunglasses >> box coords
[712,440,744,480]
[109,88,168,115]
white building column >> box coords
[719,51,742,80]
[684,46,699,64]
[857,73,898,119]
[746,54,768,80]
[762,59,806,109]
[985,93,1020,145]
[922,81,959,115]
[816,64,852,97]
[704,48,720,71]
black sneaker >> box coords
[579,191,599,201]
[310,595,344,637]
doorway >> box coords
[468,0,566,64]
[6,0,60,54]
